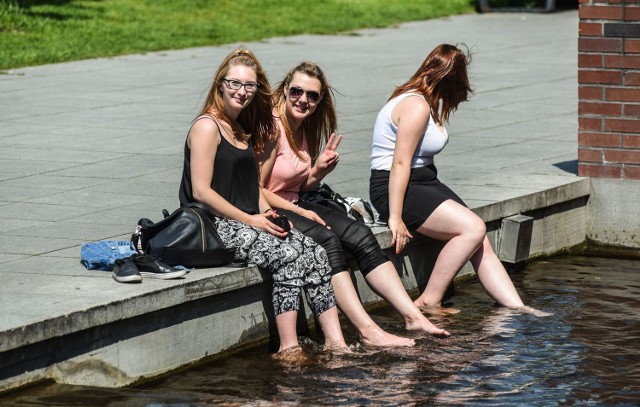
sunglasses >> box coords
[287,86,321,104]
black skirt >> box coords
[369,165,466,231]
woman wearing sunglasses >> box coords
[256,62,449,348]
[178,49,350,356]
[369,44,527,311]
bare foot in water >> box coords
[405,316,450,337]
[359,326,416,348]
[323,340,354,353]
[414,301,461,316]
[517,305,553,317]
[273,345,315,366]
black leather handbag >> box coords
[131,202,236,268]
[298,182,364,222]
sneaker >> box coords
[132,254,187,280]
[112,257,142,283]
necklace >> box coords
[219,121,241,145]
[207,110,245,146]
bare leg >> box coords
[316,306,351,352]
[276,310,300,352]
[470,237,524,307]
[332,272,416,346]
[273,313,311,366]
[413,201,526,308]
[364,263,449,336]
[413,201,486,308]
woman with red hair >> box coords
[369,44,526,311]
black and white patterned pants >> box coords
[214,218,337,316]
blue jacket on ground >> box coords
[80,240,137,271]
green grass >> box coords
[0,0,474,70]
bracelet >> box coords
[294,205,300,214]
[264,208,273,214]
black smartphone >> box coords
[267,214,291,232]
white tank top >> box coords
[370,93,449,170]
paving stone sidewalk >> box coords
[0,11,579,333]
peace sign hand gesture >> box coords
[315,132,343,174]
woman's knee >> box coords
[340,223,387,275]
[305,225,347,274]
[420,202,486,244]
[463,214,486,246]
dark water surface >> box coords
[3,256,640,406]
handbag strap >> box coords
[182,201,212,212]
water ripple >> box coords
[3,255,639,406]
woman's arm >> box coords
[256,134,326,226]
[388,97,431,253]
[189,120,285,235]
[302,133,342,191]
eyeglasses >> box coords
[222,78,258,93]
[287,86,321,104]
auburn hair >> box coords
[199,48,274,153]
[390,44,473,124]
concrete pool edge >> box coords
[2,177,611,393]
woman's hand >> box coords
[248,213,288,238]
[298,207,327,227]
[314,133,342,174]
[387,216,413,254]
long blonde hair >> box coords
[390,44,473,124]
[199,48,274,151]
[272,61,337,164]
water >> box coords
[3,256,640,406]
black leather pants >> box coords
[280,201,388,277]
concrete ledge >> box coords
[0,180,591,392]
[473,178,590,223]
[586,178,640,249]
[0,265,265,354]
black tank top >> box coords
[179,116,261,215]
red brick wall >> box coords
[578,0,640,179]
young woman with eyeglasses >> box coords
[369,44,529,312]
[178,49,350,356]
[256,61,450,347]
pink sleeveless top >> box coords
[264,119,312,203]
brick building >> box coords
[578,0,640,179]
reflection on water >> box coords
[3,256,640,406]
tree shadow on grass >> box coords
[9,0,105,21]
[14,0,76,6]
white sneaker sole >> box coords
[139,269,187,280]
[112,273,142,283]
